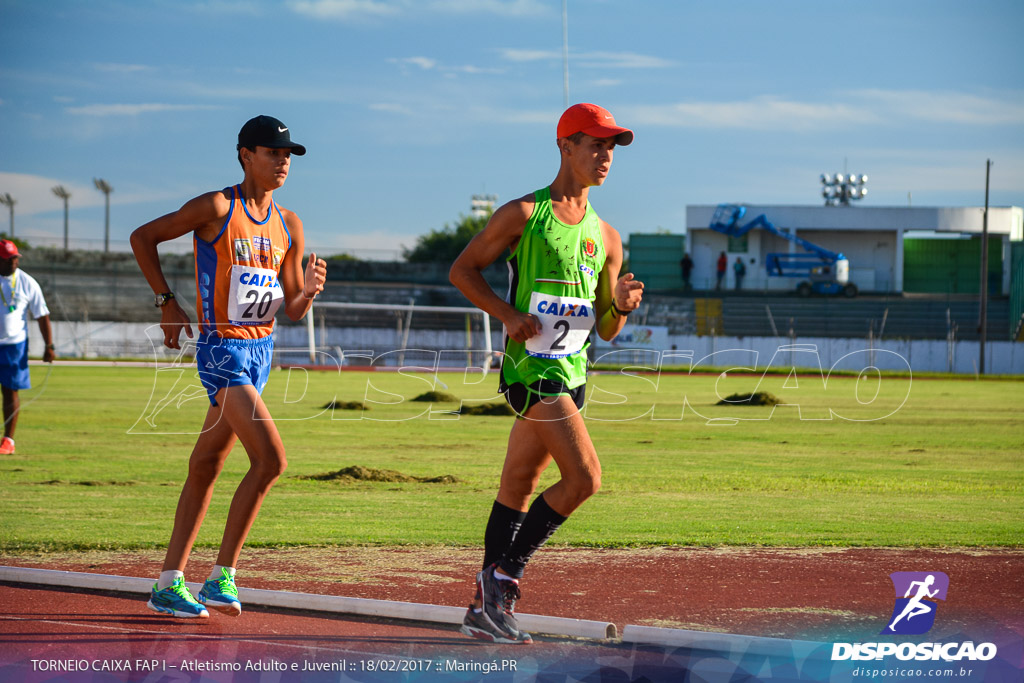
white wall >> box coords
[36,322,1024,375]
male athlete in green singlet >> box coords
[449,103,644,643]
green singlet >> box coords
[500,186,607,390]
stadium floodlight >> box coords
[470,193,498,218]
[52,185,72,250]
[94,178,113,253]
[821,171,868,206]
[0,193,14,237]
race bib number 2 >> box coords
[525,292,595,359]
[227,264,284,326]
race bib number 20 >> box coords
[228,264,284,326]
[525,291,595,359]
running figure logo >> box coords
[881,572,949,635]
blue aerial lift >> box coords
[709,204,858,297]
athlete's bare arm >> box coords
[450,195,542,343]
[130,190,233,349]
[38,315,55,363]
[594,219,644,342]
[277,209,326,321]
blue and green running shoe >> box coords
[198,568,242,616]
[147,577,209,618]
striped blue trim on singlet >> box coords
[194,186,237,336]
[275,203,292,251]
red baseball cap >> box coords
[0,240,19,259]
[557,103,633,146]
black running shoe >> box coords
[472,564,532,643]
[460,604,532,644]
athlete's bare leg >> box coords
[213,383,287,568]
[498,394,600,517]
[472,394,599,609]
[161,401,237,572]
[2,386,20,439]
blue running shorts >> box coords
[196,333,274,406]
[0,341,31,391]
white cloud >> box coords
[575,51,675,69]
[499,48,674,69]
[624,89,1024,131]
[388,56,504,77]
[627,97,871,130]
[500,48,561,62]
[847,89,1024,125]
[288,0,398,20]
[368,102,414,115]
[321,228,419,256]
[66,103,221,117]
[92,63,151,74]
[0,173,188,217]
[289,0,548,20]
[186,1,264,15]
[851,149,1024,195]
[444,64,504,75]
[389,56,437,70]
[0,173,101,216]
[423,0,548,16]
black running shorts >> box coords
[501,378,586,417]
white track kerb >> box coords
[0,566,613,640]
[3,566,834,650]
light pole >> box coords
[94,178,113,252]
[979,159,992,375]
[821,173,868,206]
[562,0,570,109]
[52,185,72,251]
[0,194,14,238]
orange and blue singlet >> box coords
[193,185,291,404]
[194,185,291,340]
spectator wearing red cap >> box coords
[449,103,643,643]
[0,239,55,455]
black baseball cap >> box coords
[237,115,306,156]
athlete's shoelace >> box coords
[169,581,199,603]
[501,581,521,613]
[214,578,238,598]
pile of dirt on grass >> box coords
[411,391,459,402]
[321,400,367,410]
[297,465,459,484]
[458,402,515,416]
[716,391,781,406]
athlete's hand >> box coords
[504,309,542,343]
[160,299,194,349]
[303,252,327,299]
[614,272,644,313]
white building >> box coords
[684,204,1023,293]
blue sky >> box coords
[1,0,1022,258]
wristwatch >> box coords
[154,292,175,308]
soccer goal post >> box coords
[285,301,494,372]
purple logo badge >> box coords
[881,572,949,635]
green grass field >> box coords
[0,364,1020,551]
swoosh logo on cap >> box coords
[278,126,288,132]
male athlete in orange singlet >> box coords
[131,115,326,618]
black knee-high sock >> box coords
[498,493,567,579]
[482,501,527,571]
